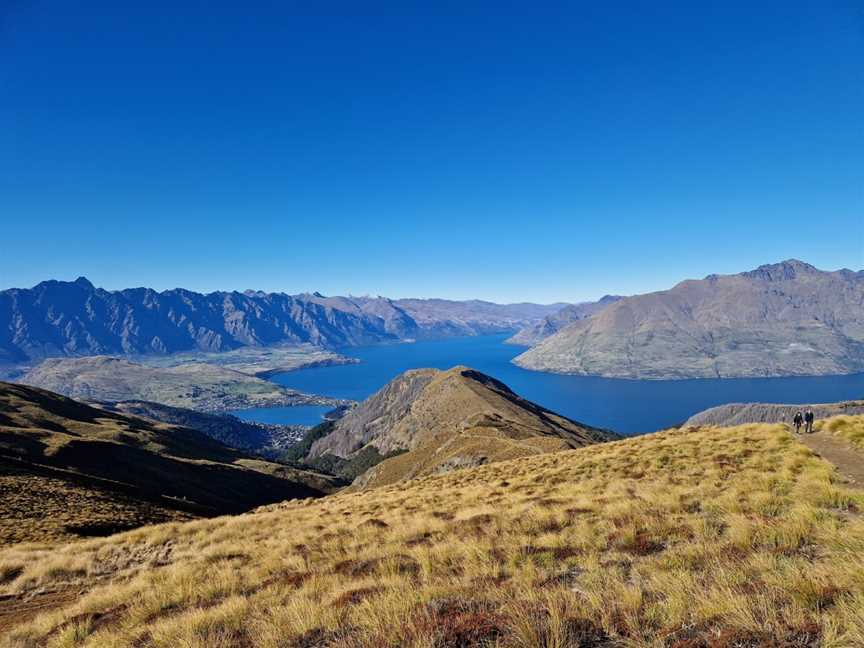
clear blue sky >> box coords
[1,2,861,302]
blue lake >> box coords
[240,334,864,434]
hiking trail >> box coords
[797,430,864,488]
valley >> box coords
[102,400,311,458]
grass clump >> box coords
[820,415,864,450]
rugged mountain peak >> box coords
[741,259,819,281]
[73,276,95,289]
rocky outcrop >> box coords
[515,260,864,379]
[308,368,438,458]
[306,366,616,488]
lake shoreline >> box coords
[229,334,864,434]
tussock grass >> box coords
[819,415,864,451]
[3,419,864,647]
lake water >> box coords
[238,334,864,434]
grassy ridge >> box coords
[0,382,340,544]
[3,418,864,646]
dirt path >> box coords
[0,588,80,634]
[797,431,864,488]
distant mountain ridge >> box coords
[507,295,623,345]
[0,278,565,363]
[515,260,864,379]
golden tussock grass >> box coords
[819,415,864,451]
[3,417,864,647]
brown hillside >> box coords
[0,382,340,544]
[308,366,615,488]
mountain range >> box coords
[0,278,564,365]
[515,260,864,379]
[5,260,863,383]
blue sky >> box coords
[1,2,861,302]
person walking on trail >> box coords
[793,410,804,434]
[804,407,815,434]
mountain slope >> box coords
[305,366,615,487]
[515,260,864,379]
[3,417,863,645]
[0,382,340,543]
[20,356,336,412]
[0,278,564,364]
[507,295,623,345]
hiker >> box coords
[792,410,804,434]
[804,407,815,434]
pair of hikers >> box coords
[793,408,815,434]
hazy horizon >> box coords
[1,257,860,305]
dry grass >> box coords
[3,418,864,647]
[0,459,193,544]
[0,382,336,543]
[820,415,864,451]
